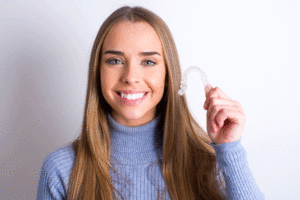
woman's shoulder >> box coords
[37,143,76,199]
[42,143,76,177]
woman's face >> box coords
[100,21,166,127]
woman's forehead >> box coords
[102,21,163,54]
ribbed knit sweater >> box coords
[36,112,265,200]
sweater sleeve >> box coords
[36,144,74,200]
[209,138,265,200]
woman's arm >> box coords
[211,138,265,200]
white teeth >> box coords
[121,93,145,100]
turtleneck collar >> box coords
[107,112,163,165]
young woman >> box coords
[36,6,265,200]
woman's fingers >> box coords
[204,89,243,133]
[203,85,246,144]
[205,86,231,102]
[204,98,243,111]
[206,103,242,133]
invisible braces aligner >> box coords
[178,66,209,96]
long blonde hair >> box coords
[67,6,226,200]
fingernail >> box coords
[205,84,212,94]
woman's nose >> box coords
[121,62,142,84]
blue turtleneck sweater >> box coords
[36,113,265,199]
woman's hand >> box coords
[203,84,246,145]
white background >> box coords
[1,0,299,199]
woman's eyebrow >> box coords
[103,50,161,56]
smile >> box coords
[116,92,149,106]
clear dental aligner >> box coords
[178,66,209,96]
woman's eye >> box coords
[143,60,156,66]
[106,59,156,66]
[107,59,122,65]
